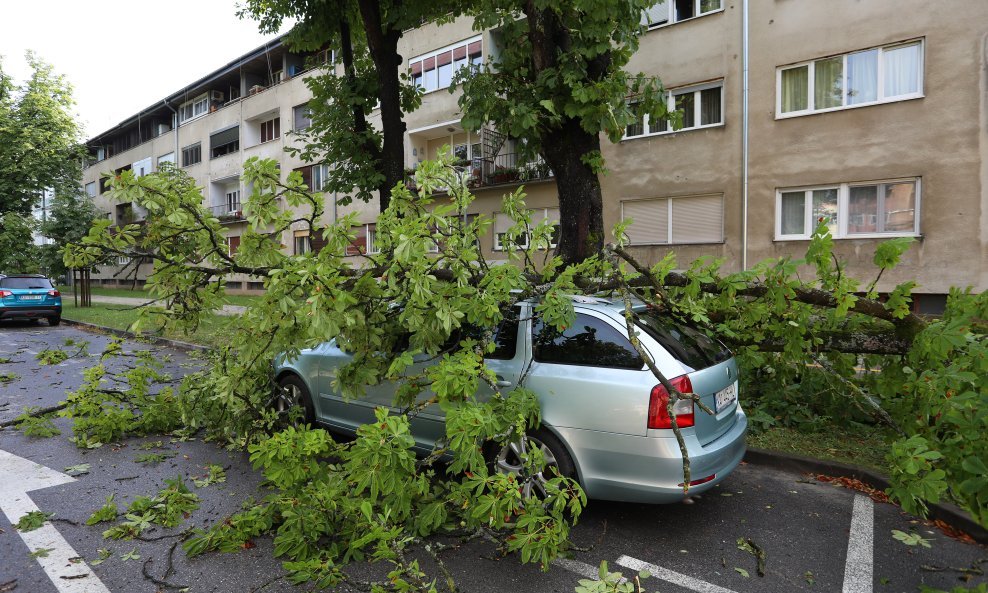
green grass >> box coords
[748,425,892,474]
[58,286,261,309]
[61,302,238,349]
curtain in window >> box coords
[883,182,916,232]
[847,49,878,105]
[848,185,878,234]
[814,57,843,109]
[642,0,668,25]
[675,92,695,128]
[781,66,809,113]
[700,87,721,125]
[884,44,921,97]
[812,189,839,235]
[780,192,805,235]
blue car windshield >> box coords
[0,277,53,289]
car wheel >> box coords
[492,428,576,499]
[49,316,61,327]
[275,375,315,426]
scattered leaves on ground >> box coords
[28,547,53,559]
[15,511,53,532]
[892,529,932,548]
[64,463,90,476]
[36,349,69,365]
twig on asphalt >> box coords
[0,402,68,428]
[141,542,187,590]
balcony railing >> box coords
[407,152,553,192]
[209,203,246,223]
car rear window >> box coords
[634,310,730,371]
[0,277,53,289]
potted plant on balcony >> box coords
[404,167,417,190]
[492,166,520,184]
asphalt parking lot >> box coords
[1,322,985,593]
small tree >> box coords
[0,213,39,273]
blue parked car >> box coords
[274,297,747,503]
[0,274,62,326]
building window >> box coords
[642,0,721,28]
[85,182,96,197]
[346,223,377,256]
[311,164,330,191]
[225,190,241,213]
[178,93,209,123]
[181,143,202,167]
[227,236,241,255]
[493,208,559,251]
[260,117,281,143]
[778,41,923,117]
[776,179,920,240]
[293,104,312,130]
[624,82,723,139]
[210,126,240,159]
[158,152,175,167]
[294,231,311,255]
[621,194,724,245]
[410,37,482,93]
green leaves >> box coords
[15,511,53,532]
[873,237,915,269]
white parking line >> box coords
[0,449,112,593]
[842,495,874,593]
[616,556,739,593]
[552,558,601,580]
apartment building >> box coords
[82,0,988,309]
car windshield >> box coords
[0,277,53,289]
[634,309,730,372]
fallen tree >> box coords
[64,158,987,590]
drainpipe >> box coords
[740,0,750,270]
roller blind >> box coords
[671,195,723,243]
[623,199,669,244]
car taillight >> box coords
[648,374,695,429]
[0,290,11,298]
[48,290,60,297]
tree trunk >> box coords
[540,119,605,265]
[357,0,405,212]
[338,17,381,169]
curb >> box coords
[61,318,211,353]
[745,447,988,545]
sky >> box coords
[0,1,292,138]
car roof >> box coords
[3,274,47,278]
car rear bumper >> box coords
[556,406,748,504]
[0,306,62,320]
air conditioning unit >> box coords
[248,85,265,96]
[155,124,171,136]
[210,90,225,102]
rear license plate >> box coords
[715,382,737,412]
[19,295,43,300]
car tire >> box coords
[275,375,315,426]
[49,316,61,327]
[490,428,576,499]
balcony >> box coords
[408,152,553,192]
[209,203,246,224]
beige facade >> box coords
[82,1,988,308]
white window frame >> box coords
[623,81,724,140]
[775,178,921,240]
[642,0,723,29]
[312,164,330,191]
[157,153,175,167]
[409,36,483,95]
[776,40,924,119]
[621,194,724,245]
[225,190,241,213]
[178,93,209,123]
[85,182,97,197]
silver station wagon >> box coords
[274,297,747,503]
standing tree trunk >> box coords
[540,120,605,264]
[338,16,382,171]
[357,0,405,212]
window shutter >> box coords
[452,46,467,60]
[437,51,452,66]
[346,225,367,256]
[467,41,482,57]
[410,61,422,76]
[494,212,513,234]
[671,195,722,243]
[295,165,313,190]
[623,199,669,244]
[423,56,436,71]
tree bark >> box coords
[357,0,405,212]
[338,17,381,169]
[540,121,605,265]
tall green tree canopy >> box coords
[458,0,669,264]
[0,52,84,217]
